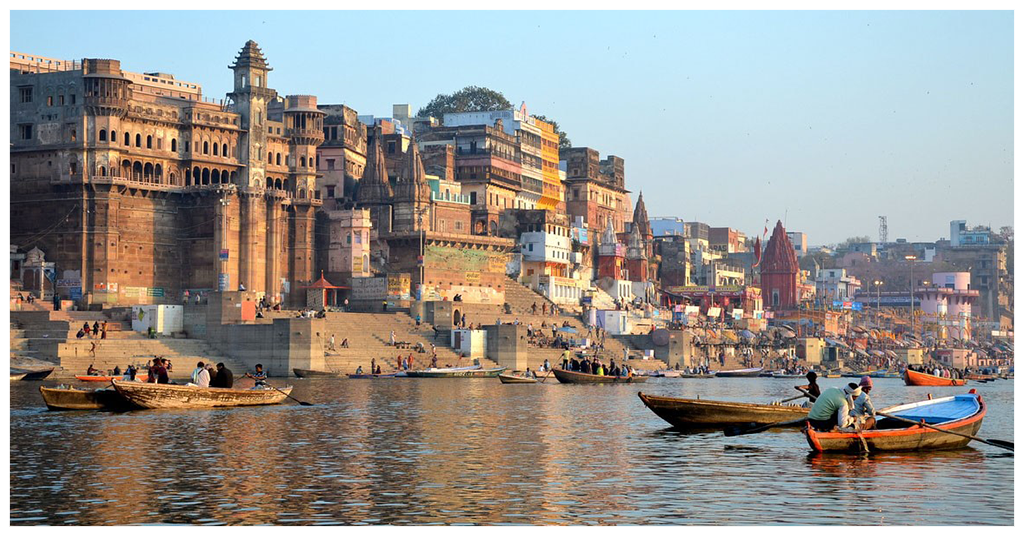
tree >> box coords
[834,236,872,250]
[417,86,512,119]
[532,114,572,151]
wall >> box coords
[485,324,527,371]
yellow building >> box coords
[535,118,562,211]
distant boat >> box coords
[10,367,54,381]
[497,372,538,384]
[904,369,967,387]
[552,368,648,384]
[806,391,985,452]
[680,373,716,378]
[347,373,398,379]
[406,365,506,378]
[638,392,808,430]
[714,368,763,378]
[111,379,291,409]
[293,368,346,378]
[39,385,133,411]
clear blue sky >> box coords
[10,10,1013,245]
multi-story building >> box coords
[709,227,747,254]
[9,42,323,305]
[814,268,862,302]
[419,121,522,235]
[316,104,366,204]
[561,147,631,237]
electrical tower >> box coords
[878,216,888,244]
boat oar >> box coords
[539,368,555,383]
[724,416,809,437]
[266,382,313,406]
[875,411,1013,452]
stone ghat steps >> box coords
[311,312,501,373]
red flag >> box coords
[752,236,762,268]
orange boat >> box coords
[903,369,966,387]
[75,375,148,382]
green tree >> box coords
[417,86,513,119]
[532,114,572,151]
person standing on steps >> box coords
[329,334,336,351]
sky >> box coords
[9,10,1014,246]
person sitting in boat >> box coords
[542,359,550,372]
[851,376,877,430]
[595,362,605,376]
[807,383,862,432]
[148,358,169,384]
[800,371,822,401]
[112,365,121,377]
[190,361,211,388]
[245,364,268,389]
[524,367,536,379]
[374,365,382,375]
[87,364,99,376]
[355,366,364,375]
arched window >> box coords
[99,129,107,142]
[169,173,176,185]
[275,178,282,189]
[110,130,116,144]
[300,156,306,167]
[299,189,306,199]
[133,161,143,180]
[268,152,273,164]
[222,170,230,184]
[201,168,210,185]
[146,135,152,149]
[211,169,220,183]
[276,153,281,166]
[213,143,219,156]
[135,134,142,147]
[185,168,192,186]
[203,141,209,155]
[143,163,154,180]
[154,164,162,180]
[99,166,106,176]
[171,138,177,152]
[124,132,131,145]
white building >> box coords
[815,268,862,302]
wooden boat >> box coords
[406,366,507,378]
[293,368,346,378]
[552,368,648,384]
[347,373,398,379]
[964,373,997,381]
[770,371,805,379]
[111,379,291,409]
[680,373,716,378]
[714,367,763,378]
[11,367,55,381]
[904,369,966,387]
[11,372,27,381]
[498,372,538,384]
[638,391,808,429]
[805,391,986,452]
[656,370,683,378]
[39,385,133,411]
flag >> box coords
[752,236,762,268]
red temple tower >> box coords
[760,220,799,310]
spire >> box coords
[761,220,799,274]
[356,128,393,203]
[632,191,651,237]
[395,139,431,202]
[230,40,272,71]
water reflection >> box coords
[9,377,1015,525]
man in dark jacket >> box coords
[148,358,169,384]
[212,363,234,388]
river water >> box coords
[8,376,1014,525]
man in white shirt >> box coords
[191,361,210,388]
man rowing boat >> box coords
[807,383,862,432]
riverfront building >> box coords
[10,43,323,306]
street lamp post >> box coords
[905,255,917,337]
[873,279,883,326]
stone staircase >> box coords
[9,309,246,380]
[314,311,501,375]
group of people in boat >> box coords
[186,361,236,388]
[561,354,635,378]
[804,371,877,433]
